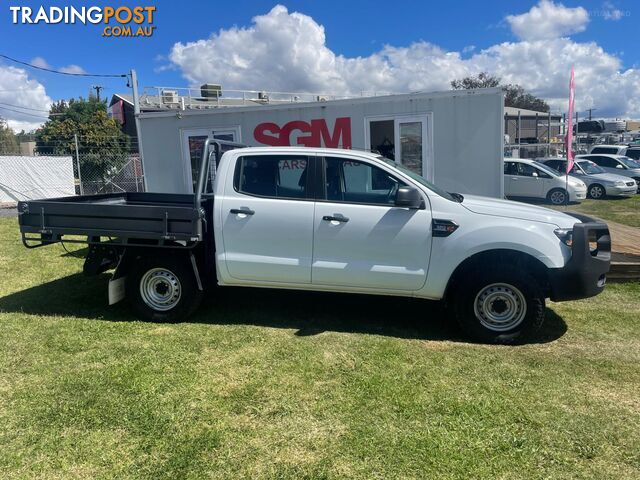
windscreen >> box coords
[577,161,605,174]
[618,156,640,168]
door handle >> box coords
[230,208,255,215]
[322,215,349,223]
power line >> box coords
[0,106,48,120]
[0,102,49,113]
[0,54,128,78]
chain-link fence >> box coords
[0,134,143,205]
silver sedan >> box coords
[539,158,638,199]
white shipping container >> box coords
[137,88,504,197]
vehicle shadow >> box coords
[0,273,567,344]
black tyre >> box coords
[126,254,203,322]
[449,266,545,344]
[588,184,606,199]
[547,188,568,205]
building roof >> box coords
[110,92,293,111]
[505,106,561,117]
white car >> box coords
[18,144,611,344]
[504,158,587,205]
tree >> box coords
[450,72,501,90]
[35,97,130,181]
[451,72,550,112]
[0,117,19,154]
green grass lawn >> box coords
[549,195,640,227]
[0,217,639,479]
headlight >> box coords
[614,180,626,187]
[554,228,573,247]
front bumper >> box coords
[569,188,587,201]
[548,214,611,301]
[606,185,638,196]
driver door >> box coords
[312,156,432,291]
[513,162,545,197]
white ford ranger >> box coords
[18,141,611,343]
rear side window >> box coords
[234,155,311,199]
[591,147,619,154]
[589,156,618,168]
[545,160,562,172]
[504,162,518,175]
[625,149,640,160]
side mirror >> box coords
[395,186,422,209]
[616,164,624,169]
[532,171,539,178]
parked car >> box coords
[16,142,610,344]
[588,144,640,160]
[589,144,627,155]
[538,158,638,199]
[504,158,587,205]
[621,146,640,161]
[577,153,640,190]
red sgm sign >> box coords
[254,117,352,149]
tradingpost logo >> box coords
[9,5,156,37]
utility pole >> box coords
[587,108,597,121]
[130,69,145,190]
[92,85,104,102]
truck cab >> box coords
[18,142,611,344]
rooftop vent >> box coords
[201,84,222,99]
[161,89,179,104]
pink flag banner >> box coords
[566,67,575,172]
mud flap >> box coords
[108,275,126,305]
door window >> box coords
[625,149,640,160]
[324,157,403,205]
[235,155,311,200]
[367,115,430,178]
[183,128,240,191]
[504,162,518,175]
[399,121,423,175]
[590,156,617,168]
[515,163,539,177]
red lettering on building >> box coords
[253,117,352,149]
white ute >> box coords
[18,142,611,344]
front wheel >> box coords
[449,267,545,344]
[127,254,203,322]
[588,184,606,199]
[547,188,568,205]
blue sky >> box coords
[0,0,637,130]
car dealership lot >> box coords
[0,217,639,479]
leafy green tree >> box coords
[0,117,19,154]
[36,97,130,180]
[451,72,550,112]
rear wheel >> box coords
[449,266,545,344]
[547,188,568,205]
[588,184,606,199]
[127,254,202,322]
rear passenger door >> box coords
[220,154,315,284]
[312,156,432,291]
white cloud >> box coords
[30,57,86,75]
[0,66,52,132]
[168,4,640,118]
[602,2,624,21]
[30,57,50,69]
[505,0,589,40]
[59,64,86,75]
